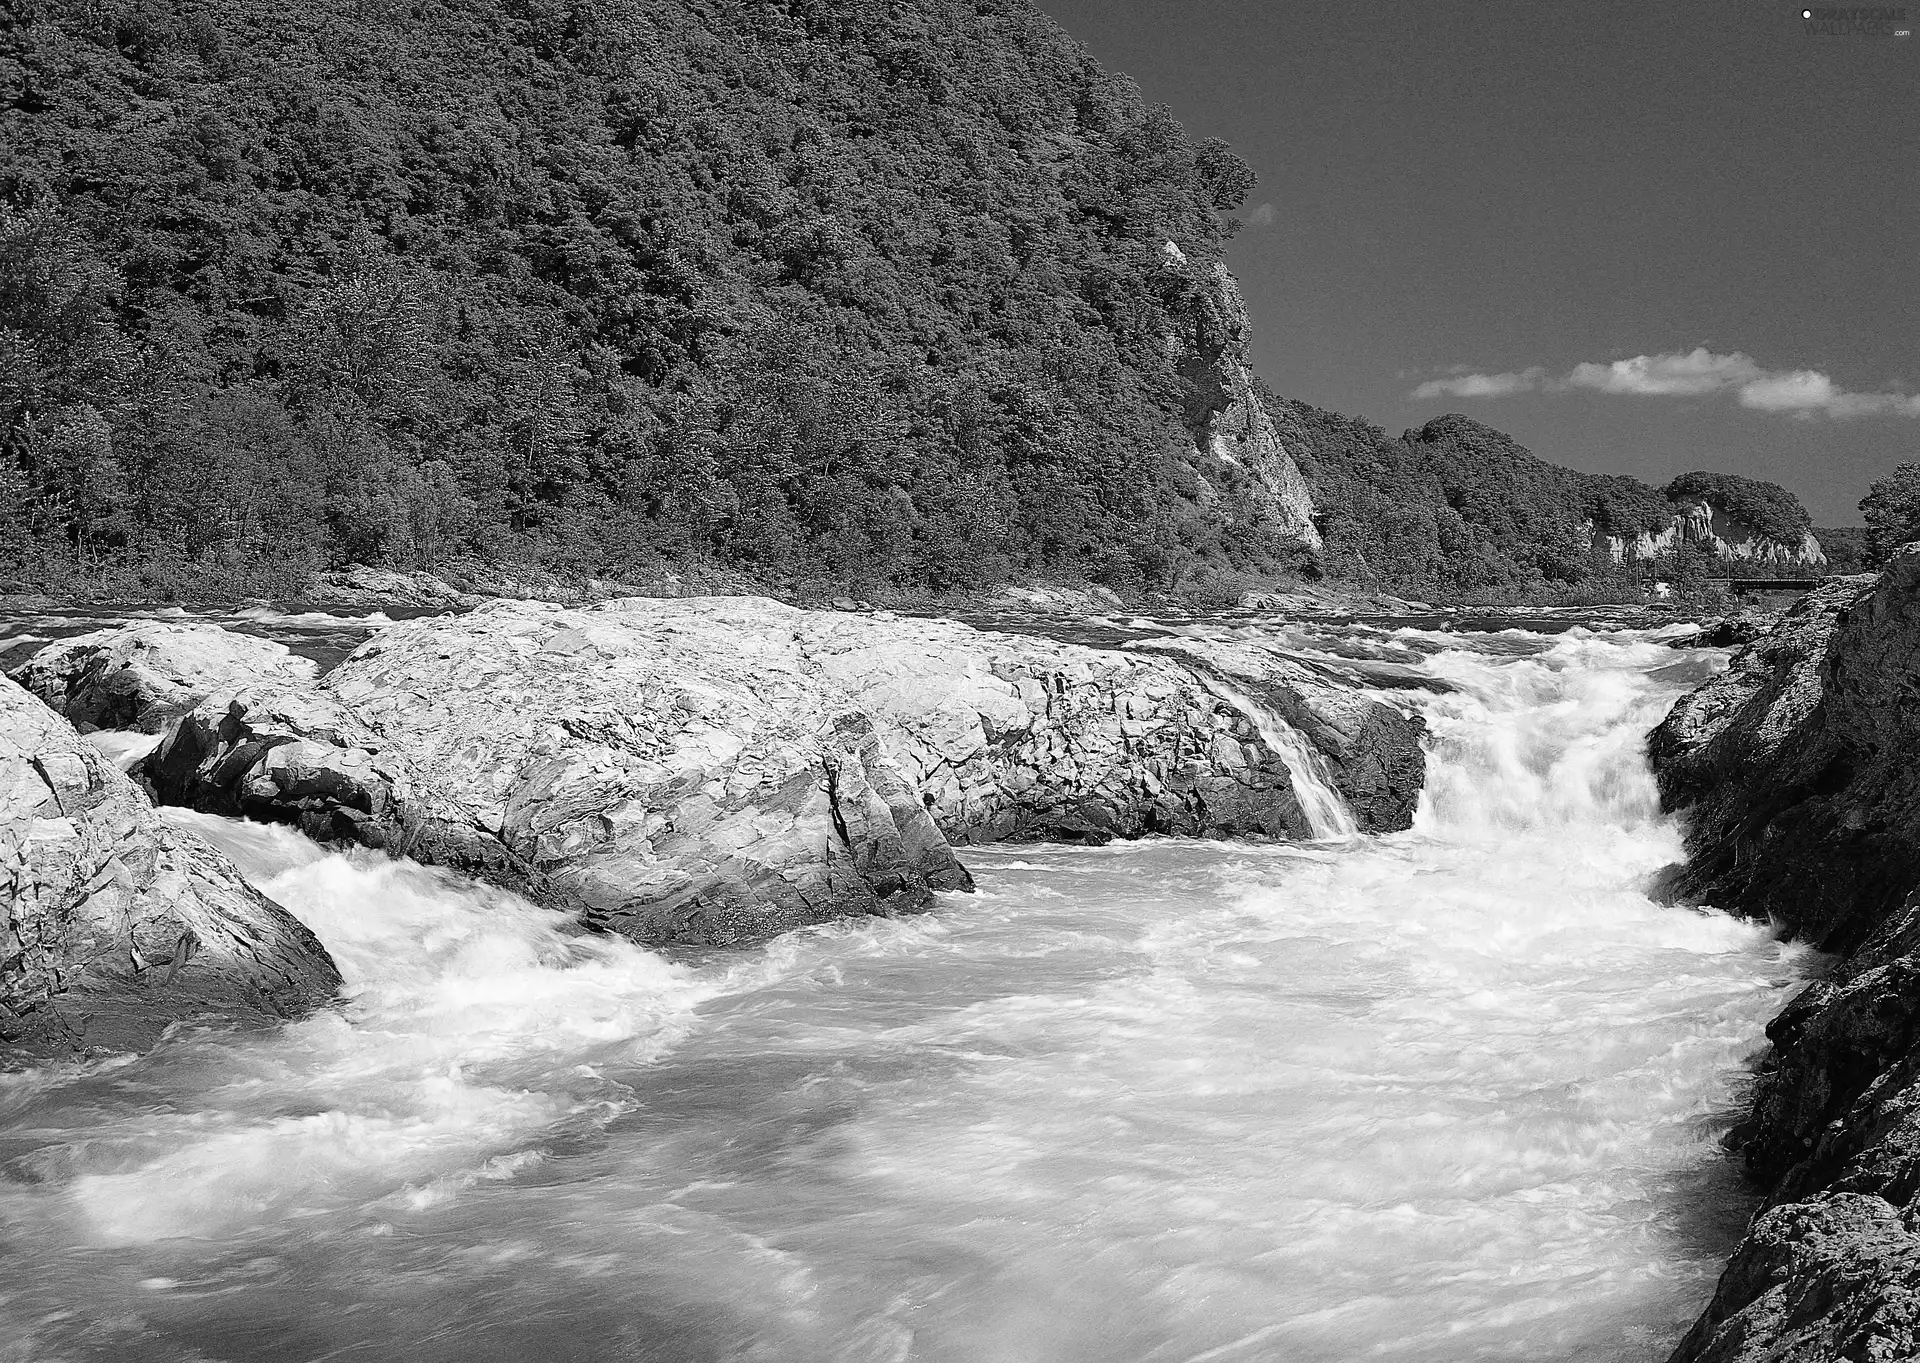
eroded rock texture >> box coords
[12,599,1425,947]
[1651,568,1889,953]
[1653,550,1920,1361]
[12,622,318,733]
[1,678,340,1058]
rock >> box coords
[1649,569,1891,951]
[1650,551,1920,1361]
[300,565,481,610]
[146,679,549,901]
[981,583,1127,614]
[307,598,973,944]
[1670,1193,1920,1363]
[1,678,340,1058]
[1666,614,1777,650]
[54,599,1424,947]
[9,622,317,733]
[796,606,1422,843]
[1158,247,1320,553]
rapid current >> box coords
[0,609,1809,1362]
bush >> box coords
[1861,465,1920,565]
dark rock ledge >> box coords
[1652,548,1920,1361]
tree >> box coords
[1861,464,1920,565]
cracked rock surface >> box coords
[1653,549,1920,1361]
[1,677,341,1059]
[11,598,1426,948]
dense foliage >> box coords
[1,0,1304,596]
[1861,465,1920,566]
[1663,471,1812,546]
[1273,400,1658,597]
[1271,401,1821,599]
[1815,526,1868,574]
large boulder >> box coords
[12,621,317,733]
[1,678,340,1058]
[15,599,1426,947]
[314,598,972,944]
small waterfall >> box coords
[1201,675,1358,839]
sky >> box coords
[1036,0,1919,523]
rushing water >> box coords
[0,617,1806,1362]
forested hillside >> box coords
[1,0,1825,604]
[1,0,1313,597]
[1268,397,1815,599]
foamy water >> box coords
[0,622,1800,1362]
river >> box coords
[0,611,1806,1361]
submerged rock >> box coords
[1651,551,1920,1361]
[0,678,340,1058]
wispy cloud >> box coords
[1246,202,1277,228]
[1410,347,1920,419]
[1562,348,1762,397]
[1411,367,1545,399]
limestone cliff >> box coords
[1161,243,1321,552]
[1602,500,1827,570]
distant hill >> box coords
[1268,397,1821,599]
[0,0,1316,598]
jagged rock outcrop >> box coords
[1161,243,1321,551]
[14,599,1425,947]
[1650,568,1893,952]
[1,678,340,1058]
[1666,892,1920,1362]
[1650,548,1920,1362]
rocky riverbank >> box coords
[1652,549,1920,1361]
[3,596,1426,1054]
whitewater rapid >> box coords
[0,620,1804,1362]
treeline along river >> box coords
[0,606,1808,1361]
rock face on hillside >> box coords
[11,600,1425,947]
[1,678,340,1058]
[1603,500,1826,570]
[1650,551,1920,1362]
[1162,244,1321,551]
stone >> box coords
[1649,567,1895,952]
[1651,550,1920,1361]
[10,622,317,733]
[0,677,341,1058]
[25,599,1426,949]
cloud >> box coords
[1562,348,1762,397]
[1246,202,1277,227]
[1410,367,1545,399]
[1409,347,1920,419]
